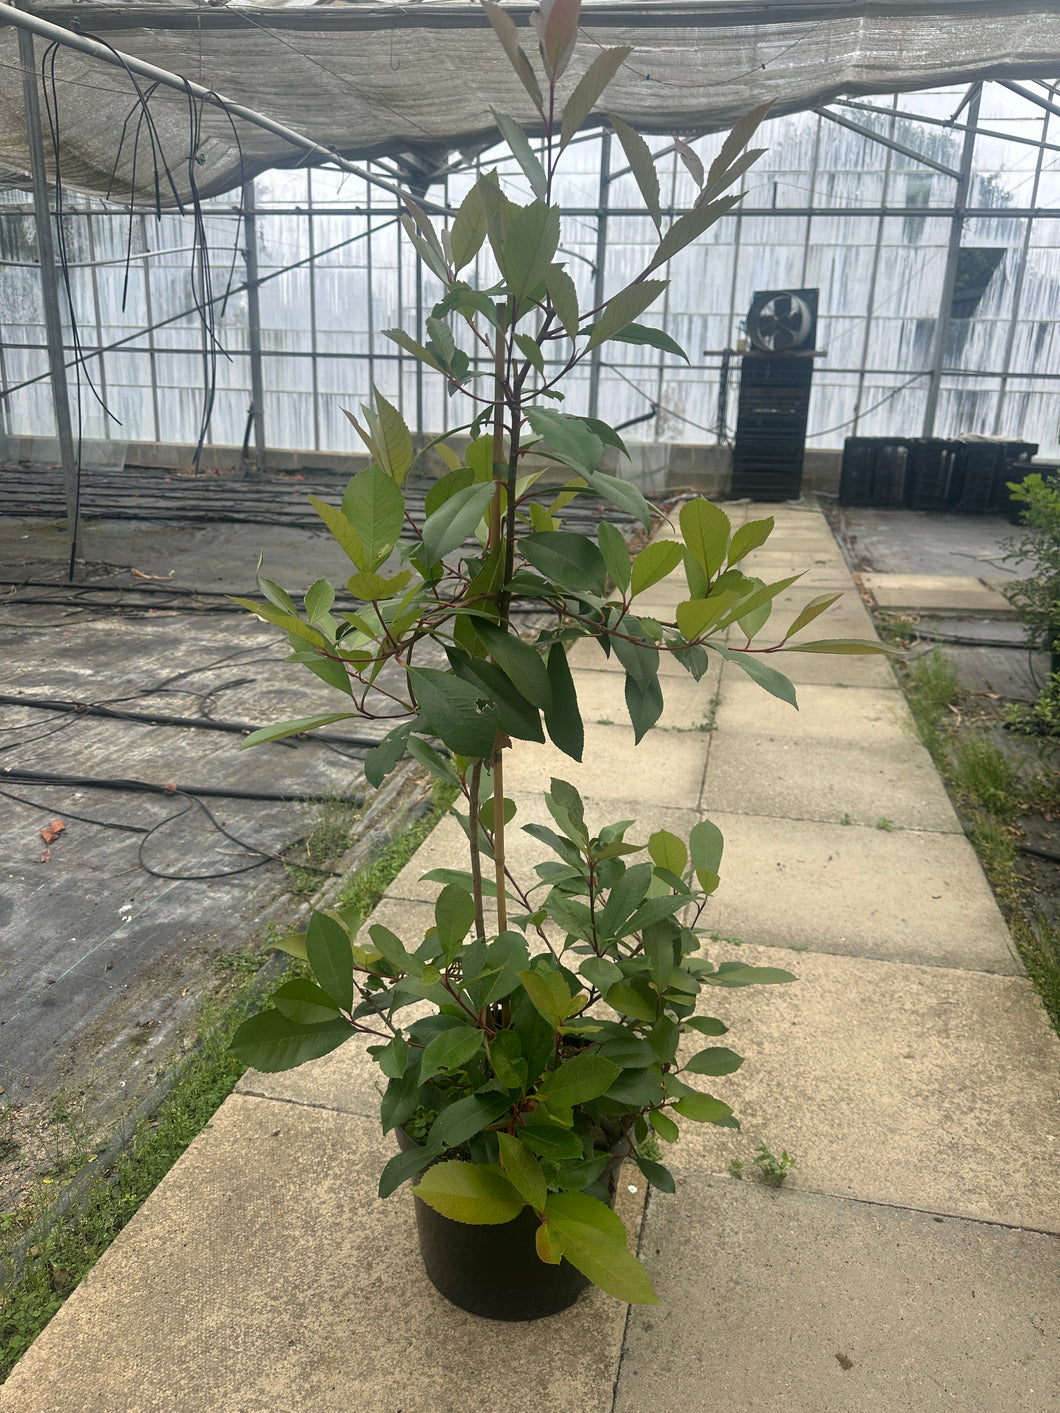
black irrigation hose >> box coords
[0,768,363,807]
[1017,841,1060,865]
[0,694,388,750]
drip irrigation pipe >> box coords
[0,694,391,749]
[1017,841,1060,864]
[0,767,364,805]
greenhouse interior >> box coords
[2,0,1060,522]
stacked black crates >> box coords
[839,436,1038,513]
[730,355,815,500]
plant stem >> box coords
[468,761,487,944]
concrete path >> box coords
[4,503,1059,1412]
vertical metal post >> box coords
[992,91,1051,436]
[852,98,896,433]
[587,133,612,421]
[922,84,981,437]
[17,16,82,560]
[799,113,822,287]
[138,213,162,445]
[84,210,108,415]
[415,253,424,439]
[366,176,375,398]
[242,179,267,467]
[307,169,321,452]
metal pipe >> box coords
[242,180,266,467]
[0,1,449,216]
[16,8,82,561]
[587,130,611,422]
[814,107,960,178]
[922,84,982,437]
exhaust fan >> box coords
[746,288,818,354]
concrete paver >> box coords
[5,501,1056,1413]
[863,573,1017,615]
[618,1178,1060,1413]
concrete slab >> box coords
[667,942,1060,1229]
[713,680,918,743]
[863,573,1017,615]
[617,1178,1060,1413]
[571,664,720,732]
[0,1097,639,1413]
[764,648,900,689]
[503,722,710,807]
[702,813,1018,973]
[564,636,704,678]
[703,734,962,832]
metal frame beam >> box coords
[814,106,960,178]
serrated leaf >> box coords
[537,1053,621,1108]
[525,406,603,473]
[473,618,553,710]
[631,540,683,597]
[684,1046,744,1077]
[544,642,583,762]
[408,666,499,757]
[585,280,668,353]
[679,498,731,577]
[347,569,411,600]
[429,1091,515,1150]
[635,1156,676,1193]
[684,1016,728,1037]
[560,46,632,151]
[709,643,798,707]
[412,1160,525,1223]
[674,137,704,189]
[598,519,631,592]
[545,263,580,339]
[604,321,689,363]
[483,1,544,111]
[535,0,580,79]
[609,113,661,228]
[581,468,653,530]
[536,1222,564,1264]
[671,1092,733,1123]
[399,212,449,283]
[499,201,560,301]
[727,515,775,566]
[689,818,724,874]
[646,196,741,275]
[449,184,487,272]
[420,481,496,566]
[518,1122,583,1161]
[383,327,443,372]
[706,102,772,197]
[497,1133,548,1210]
[305,909,354,1013]
[648,828,687,876]
[514,331,546,375]
[545,1197,658,1304]
[271,978,342,1026]
[517,966,573,1028]
[303,578,335,624]
[229,1008,350,1073]
[307,496,365,569]
[420,1025,485,1083]
[703,962,797,987]
[781,639,894,655]
[371,385,414,483]
[521,531,608,595]
[493,110,547,201]
[605,981,658,1023]
[716,575,801,633]
[781,594,844,640]
[239,711,358,749]
[364,720,414,788]
[625,671,664,744]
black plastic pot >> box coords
[396,1129,593,1321]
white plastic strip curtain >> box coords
[2,1,1060,204]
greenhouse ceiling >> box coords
[2,1,1060,203]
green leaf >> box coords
[271,978,342,1026]
[473,619,553,711]
[412,1160,525,1223]
[305,909,354,1013]
[781,639,894,655]
[560,46,632,150]
[706,102,772,197]
[517,966,573,1028]
[545,1194,659,1304]
[631,540,683,597]
[684,1016,728,1036]
[703,962,797,987]
[347,569,412,600]
[625,670,664,744]
[303,578,335,624]
[648,1109,680,1143]
[709,643,798,707]
[671,1092,734,1123]
[648,829,687,876]
[383,327,443,373]
[482,0,544,112]
[597,518,632,593]
[518,1122,583,1161]
[420,481,495,566]
[408,666,499,757]
[371,385,414,482]
[537,1053,621,1108]
[341,462,406,568]
[684,1046,744,1077]
[307,494,365,569]
[239,712,358,749]
[544,642,583,762]
[537,1222,565,1264]
[635,1156,676,1193]
[520,531,608,596]
[377,1144,433,1200]
[646,195,742,275]
[452,653,544,743]
[514,331,546,376]
[364,720,414,788]
[499,201,560,301]
[449,185,487,272]
[688,818,724,875]
[605,321,690,363]
[545,264,580,340]
[727,515,774,567]
[406,736,460,786]
[420,1025,485,1083]
[367,923,418,976]
[228,1008,350,1073]
[580,469,653,530]
[492,110,547,201]
[525,407,603,474]
[609,114,661,229]
[497,1133,548,1210]
[585,280,668,353]
[429,1092,514,1151]
[680,499,731,577]
[716,575,801,633]
[605,981,658,1023]
[434,882,476,961]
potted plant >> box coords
[230,0,887,1316]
